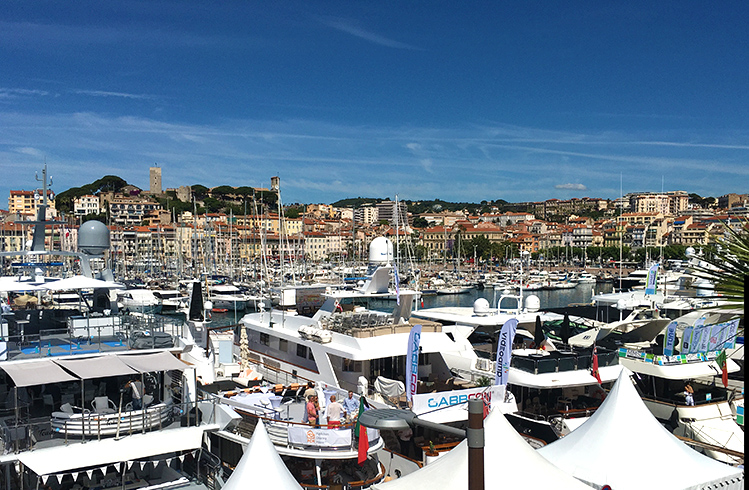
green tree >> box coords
[690,223,748,308]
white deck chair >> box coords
[92,396,117,414]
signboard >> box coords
[412,386,491,415]
[288,426,352,448]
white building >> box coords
[74,195,100,217]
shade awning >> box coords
[119,351,189,373]
[1,360,78,387]
[17,426,209,475]
[54,355,138,380]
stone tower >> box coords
[150,165,162,195]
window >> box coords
[297,344,308,358]
[260,333,269,346]
[342,358,362,372]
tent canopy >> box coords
[54,355,139,380]
[538,369,744,490]
[119,351,189,373]
[222,420,301,490]
[41,275,125,292]
[373,408,589,490]
[1,359,78,387]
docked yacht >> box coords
[0,170,236,490]
[612,310,744,465]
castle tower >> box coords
[150,165,162,195]
[271,176,280,192]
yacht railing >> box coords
[510,349,618,375]
[0,397,217,455]
[225,401,380,453]
[0,314,184,360]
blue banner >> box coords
[494,318,518,386]
[663,321,677,356]
[645,263,658,295]
[406,324,422,402]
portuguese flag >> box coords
[716,350,729,388]
[356,396,369,465]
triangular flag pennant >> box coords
[86,469,94,480]
[716,349,729,388]
[166,458,173,467]
[178,454,185,464]
[357,396,369,465]
[41,475,50,484]
[71,472,79,482]
[591,345,602,384]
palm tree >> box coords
[689,221,747,309]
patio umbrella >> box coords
[533,315,544,348]
[0,278,42,293]
[560,313,571,345]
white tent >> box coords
[41,275,124,291]
[372,409,591,490]
[222,420,302,490]
[538,369,744,490]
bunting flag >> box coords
[405,324,422,403]
[716,350,729,388]
[86,469,95,480]
[644,263,658,295]
[356,396,369,465]
[71,472,79,482]
[494,319,518,386]
[591,345,602,384]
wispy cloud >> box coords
[0,111,746,204]
[0,88,50,99]
[321,17,422,50]
[72,89,157,100]
[555,183,587,191]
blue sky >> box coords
[2,1,747,207]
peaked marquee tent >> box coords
[222,420,301,490]
[371,408,591,490]
[538,369,744,490]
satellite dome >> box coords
[77,220,110,256]
[525,295,540,313]
[685,246,696,257]
[369,237,393,265]
[473,297,491,316]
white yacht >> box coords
[208,284,249,311]
[612,309,744,465]
[0,170,237,490]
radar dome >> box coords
[525,295,540,313]
[685,246,696,257]
[77,220,110,256]
[369,237,393,265]
[473,298,491,316]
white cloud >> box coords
[72,89,156,100]
[555,183,587,190]
[321,18,422,50]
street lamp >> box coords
[358,398,485,490]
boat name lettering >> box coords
[426,391,489,409]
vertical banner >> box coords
[663,321,677,357]
[644,263,659,295]
[725,319,740,349]
[689,317,705,354]
[681,326,693,354]
[494,319,518,386]
[405,324,422,403]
